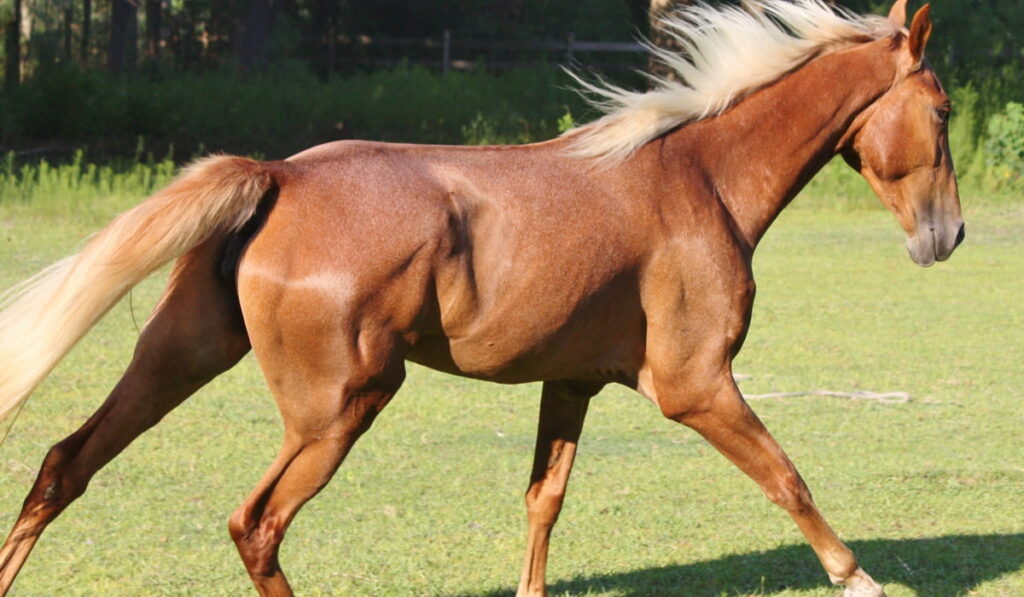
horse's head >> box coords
[841,2,963,266]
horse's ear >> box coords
[888,0,908,27]
[908,4,933,65]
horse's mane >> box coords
[565,0,897,164]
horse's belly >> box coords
[407,287,646,385]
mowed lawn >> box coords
[0,195,1021,596]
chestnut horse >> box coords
[0,1,962,595]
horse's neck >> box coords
[656,38,899,248]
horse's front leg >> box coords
[644,363,885,597]
[516,380,602,597]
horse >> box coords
[0,1,962,595]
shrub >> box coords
[0,149,176,215]
[0,64,601,160]
[982,102,1024,191]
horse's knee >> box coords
[227,506,251,545]
[654,382,722,422]
[643,364,736,423]
[525,484,564,527]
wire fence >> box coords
[335,31,648,73]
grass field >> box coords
[0,181,1021,596]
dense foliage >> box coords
[0,1,1021,198]
[0,64,601,160]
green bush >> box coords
[0,149,176,215]
[0,64,601,159]
[982,102,1024,191]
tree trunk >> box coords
[145,0,162,60]
[63,6,73,62]
[80,0,91,63]
[17,0,30,80]
[234,0,275,71]
[4,0,20,89]
[648,0,690,84]
[175,2,199,71]
[311,0,338,79]
[109,0,138,74]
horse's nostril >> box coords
[955,223,966,248]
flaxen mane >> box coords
[566,0,898,164]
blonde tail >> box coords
[0,155,273,420]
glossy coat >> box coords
[0,3,961,596]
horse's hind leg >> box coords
[0,241,250,594]
[227,313,406,597]
[517,380,602,597]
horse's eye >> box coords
[935,106,951,124]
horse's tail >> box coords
[0,155,273,421]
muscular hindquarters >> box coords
[234,163,443,411]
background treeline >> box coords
[4,0,648,77]
[2,1,1020,79]
[0,0,1021,198]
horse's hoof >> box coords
[840,582,887,597]
[838,567,886,597]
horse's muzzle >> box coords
[907,219,965,267]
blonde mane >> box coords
[565,0,898,164]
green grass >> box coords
[0,181,1022,596]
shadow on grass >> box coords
[456,533,1024,596]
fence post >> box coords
[442,29,451,73]
[566,32,575,63]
